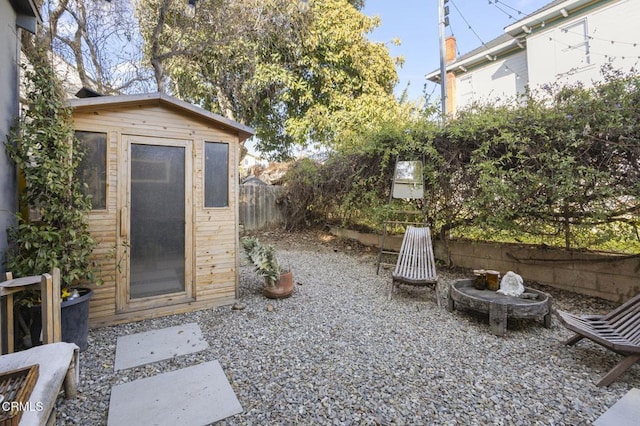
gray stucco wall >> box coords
[0,2,20,275]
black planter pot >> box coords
[61,288,93,351]
[29,288,94,352]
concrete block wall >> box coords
[330,227,639,303]
[439,240,640,303]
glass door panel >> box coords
[129,143,186,299]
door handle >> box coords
[120,207,128,238]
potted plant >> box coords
[241,237,293,299]
[4,43,99,351]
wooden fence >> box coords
[239,184,284,231]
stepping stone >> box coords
[108,360,242,426]
[595,388,640,426]
[114,323,208,371]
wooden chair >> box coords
[555,293,640,387]
[0,269,78,424]
[1,270,62,354]
[388,226,438,300]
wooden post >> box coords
[52,268,62,343]
[1,272,14,354]
[40,269,61,344]
[63,361,78,398]
[490,302,507,336]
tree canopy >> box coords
[136,0,402,158]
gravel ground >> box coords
[56,230,639,425]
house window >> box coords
[204,142,229,208]
[76,131,107,210]
[560,20,590,69]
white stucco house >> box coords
[427,0,640,114]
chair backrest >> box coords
[604,292,640,345]
[393,226,437,282]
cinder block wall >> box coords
[330,227,639,303]
[436,240,639,303]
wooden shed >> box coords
[67,93,254,327]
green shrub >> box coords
[4,45,98,288]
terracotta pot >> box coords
[263,271,294,299]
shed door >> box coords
[119,135,193,311]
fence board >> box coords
[239,184,284,230]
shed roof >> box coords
[67,92,255,142]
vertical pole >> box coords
[438,0,448,118]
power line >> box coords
[560,28,640,47]
[487,0,526,21]
[548,36,640,60]
[450,0,487,49]
[446,20,462,57]
[449,0,524,82]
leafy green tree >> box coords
[137,0,400,159]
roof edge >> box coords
[426,37,523,82]
[505,0,602,36]
[67,92,255,141]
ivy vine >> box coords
[4,44,98,288]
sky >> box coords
[362,0,552,102]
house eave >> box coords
[504,0,602,36]
[426,38,523,83]
[11,0,41,34]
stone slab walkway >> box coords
[108,360,242,426]
[109,323,242,425]
[114,322,209,371]
[594,388,640,426]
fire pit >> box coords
[447,278,552,336]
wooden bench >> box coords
[389,226,438,300]
[555,292,640,387]
[0,270,77,424]
[0,342,79,425]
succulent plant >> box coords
[241,237,282,287]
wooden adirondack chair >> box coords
[388,226,438,300]
[555,292,640,387]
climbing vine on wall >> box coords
[4,42,98,287]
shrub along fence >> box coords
[239,183,284,231]
[278,69,640,254]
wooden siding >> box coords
[456,50,528,110]
[527,0,640,89]
[72,104,240,327]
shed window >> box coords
[204,142,229,207]
[76,131,107,210]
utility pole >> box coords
[438,0,449,118]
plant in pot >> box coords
[4,42,99,352]
[241,237,293,299]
